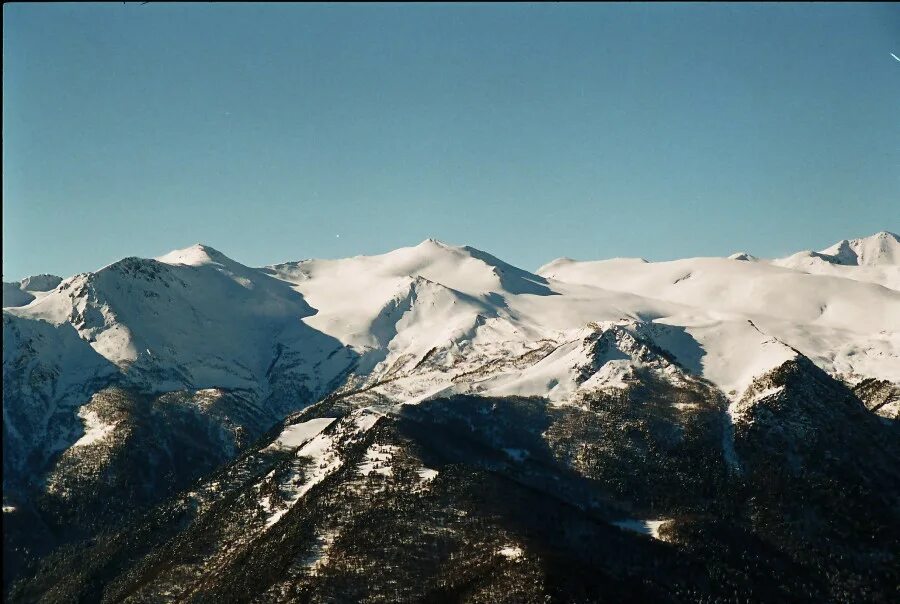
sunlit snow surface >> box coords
[612,519,671,541]
[498,545,524,560]
[265,234,899,406]
[4,232,899,470]
[262,410,383,529]
[264,417,337,451]
[358,444,398,477]
[417,468,439,482]
[264,429,342,528]
[71,409,118,448]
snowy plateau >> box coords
[3,231,899,603]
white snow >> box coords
[3,282,35,308]
[265,428,341,528]
[772,252,900,291]
[258,495,272,514]
[260,232,897,410]
[6,231,898,451]
[263,411,378,529]
[612,518,671,541]
[353,410,383,433]
[874,399,900,419]
[818,231,900,267]
[8,244,335,393]
[417,467,439,482]
[3,274,62,308]
[722,400,743,474]
[768,233,900,290]
[19,274,63,292]
[536,248,900,393]
[358,444,397,477]
[497,545,524,560]
[71,409,118,448]
[748,385,785,403]
[266,417,337,451]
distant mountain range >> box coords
[4,231,898,602]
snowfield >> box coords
[4,231,899,604]
[4,231,899,467]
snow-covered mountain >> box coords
[2,274,62,308]
[771,230,900,289]
[4,232,899,601]
[819,230,900,266]
[7,234,898,399]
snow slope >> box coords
[3,313,118,477]
[5,232,898,460]
[3,274,63,308]
[7,246,328,391]
[818,231,900,266]
[771,232,900,290]
[260,233,900,402]
[537,236,900,390]
[6,232,898,604]
[263,240,553,378]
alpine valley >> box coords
[3,232,899,603]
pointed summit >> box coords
[819,231,900,266]
[156,243,234,267]
[418,237,450,248]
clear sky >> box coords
[3,3,898,280]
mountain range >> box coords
[3,231,899,602]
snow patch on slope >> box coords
[265,417,337,452]
[264,410,382,529]
[71,409,118,448]
[612,518,671,541]
[498,545,524,560]
[359,444,397,477]
[265,428,341,528]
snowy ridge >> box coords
[7,247,319,391]
[4,231,899,489]
[818,231,900,266]
[3,274,63,308]
[3,313,118,477]
[5,231,900,604]
[771,232,900,290]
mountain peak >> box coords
[2,275,64,308]
[19,274,63,292]
[412,238,464,255]
[156,243,233,267]
[819,231,900,266]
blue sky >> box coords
[3,3,898,279]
